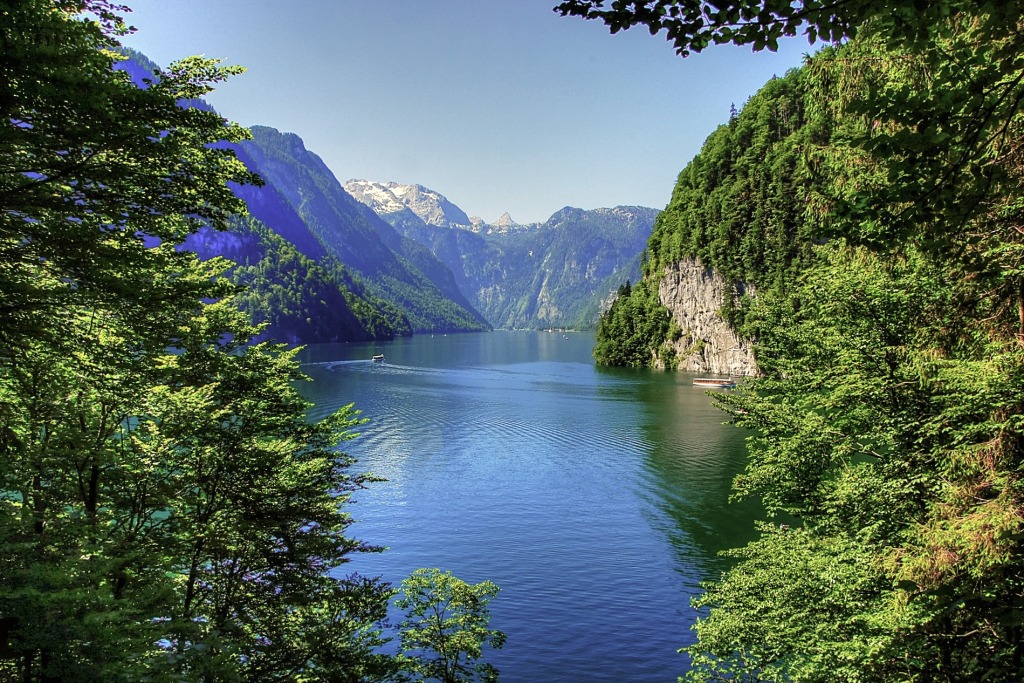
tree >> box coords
[553,1,1024,255]
[0,2,396,680]
[552,0,1019,54]
[562,1,1024,680]
[593,277,676,367]
[395,569,506,683]
[0,0,259,353]
[685,233,1024,680]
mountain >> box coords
[489,211,528,234]
[123,51,640,337]
[475,206,657,329]
[345,180,537,235]
[345,181,476,231]
[346,179,658,330]
[594,67,813,371]
[185,215,412,343]
[238,127,490,334]
[116,50,418,343]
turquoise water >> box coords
[298,331,760,681]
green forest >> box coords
[0,2,502,681]
[225,215,413,343]
[574,0,1024,679]
[6,0,1024,681]
[592,63,820,367]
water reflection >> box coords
[295,332,763,682]
[598,366,763,577]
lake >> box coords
[298,331,760,682]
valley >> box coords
[190,120,659,342]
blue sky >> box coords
[122,0,814,224]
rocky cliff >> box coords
[657,257,757,375]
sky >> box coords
[121,0,814,224]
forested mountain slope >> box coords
[576,1,1024,679]
[594,66,820,368]
[185,215,411,343]
[240,126,490,333]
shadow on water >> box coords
[596,366,764,579]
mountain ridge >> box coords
[238,126,491,334]
[345,179,537,234]
[347,179,659,330]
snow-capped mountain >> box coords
[344,180,534,234]
[347,179,660,329]
[345,180,476,231]
[342,179,408,215]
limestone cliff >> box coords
[657,257,757,375]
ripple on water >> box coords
[297,334,756,682]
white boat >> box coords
[371,354,385,362]
[693,376,736,389]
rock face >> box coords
[657,257,757,375]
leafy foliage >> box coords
[0,0,255,352]
[690,238,1024,681]
[395,569,506,683]
[0,3,398,680]
[553,0,989,55]
[565,0,1024,680]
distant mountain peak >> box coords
[491,211,521,233]
[349,181,653,236]
[344,179,407,214]
[345,180,474,231]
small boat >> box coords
[371,354,385,362]
[693,376,736,389]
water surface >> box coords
[299,331,760,681]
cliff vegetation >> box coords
[595,63,820,366]
[572,0,1024,680]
